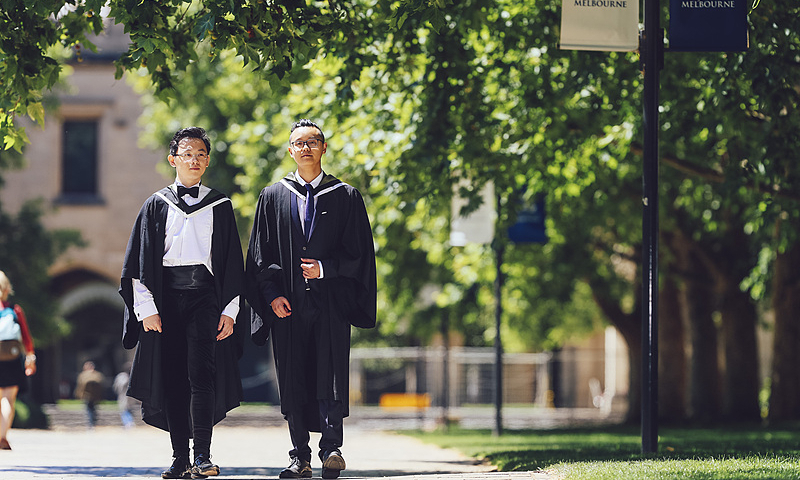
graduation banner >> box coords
[508,197,547,244]
[450,181,495,247]
[560,0,639,51]
[669,0,748,51]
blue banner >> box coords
[669,0,748,51]
[508,198,547,244]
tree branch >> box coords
[629,144,800,202]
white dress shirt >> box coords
[132,181,240,321]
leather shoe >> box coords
[191,454,219,478]
[279,456,312,478]
[161,456,191,479]
[321,450,346,479]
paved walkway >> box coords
[0,423,555,480]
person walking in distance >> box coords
[246,119,377,479]
[113,364,135,429]
[74,361,105,429]
[0,271,36,450]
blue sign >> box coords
[508,198,547,244]
[669,0,748,51]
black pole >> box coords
[493,238,504,437]
[641,0,661,454]
[440,309,450,429]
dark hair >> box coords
[170,127,211,155]
[290,119,325,144]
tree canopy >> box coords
[3,0,800,422]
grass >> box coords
[403,423,800,479]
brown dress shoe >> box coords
[0,438,11,450]
[322,450,346,479]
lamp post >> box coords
[640,0,662,454]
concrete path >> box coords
[0,424,554,479]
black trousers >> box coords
[161,287,218,460]
[287,399,344,462]
[286,307,344,462]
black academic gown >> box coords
[246,172,377,430]
[119,186,245,432]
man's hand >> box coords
[217,315,234,341]
[300,258,320,279]
[142,314,162,333]
[270,296,292,318]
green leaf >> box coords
[193,13,215,41]
[428,8,447,33]
[26,102,45,127]
[139,38,156,54]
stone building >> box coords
[1,22,169,401]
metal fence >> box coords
[349,346,608,410]
[239,335,625,414]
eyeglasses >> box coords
[173,153,208,161]
[291,139,322,150]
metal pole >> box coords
[440,309,450,429]
[641,0,661,454]
[493,239,504,436]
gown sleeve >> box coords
[329,188,377,329]
[246,189,283,345]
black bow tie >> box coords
[177,185,199,198]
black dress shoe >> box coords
[161,456,191,479]
[321,450,346,479]
[279,456,312,478]
[191,454,219,478]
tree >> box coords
[653,2,800,422]
[1,0,369,152]
[0,198,83,345]
[129,0,792,425]
[6,0,800,423]
[1,0,102,151]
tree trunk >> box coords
[716,268,760,422]
[674,235,721,424]
[618,322,642,425]
[658,274,687,423]
[590,283,641,424]
[769,244,800,421]
[706,214,760,422]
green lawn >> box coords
[404,424,800,479]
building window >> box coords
[60,120,102,203]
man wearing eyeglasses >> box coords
[246,119,377,479]
[120,127,244,479]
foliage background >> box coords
[2,0,799,423]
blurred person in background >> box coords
[74,360,105,429]
[0,270,37,450]
[113,364,135,429]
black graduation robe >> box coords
[246,172,377,429]
[119,186,245,432]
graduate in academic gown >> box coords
[119,127,244,479]
[246,119,376,480]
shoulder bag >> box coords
[0,306,23,361]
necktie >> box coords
[177,185,199,198]
[304,183,314,240]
